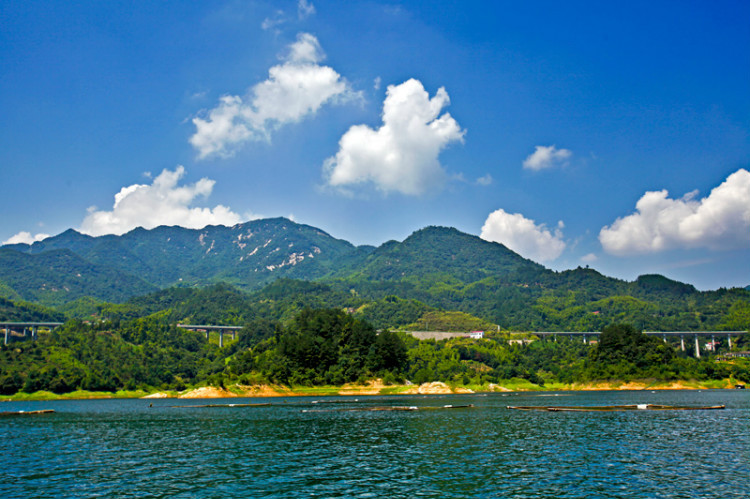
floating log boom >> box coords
[507,404,726,412]
[170,403,272,408]
[0,409,56,417]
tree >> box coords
[368,331,408,373]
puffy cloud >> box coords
[190,33,356,159]
[480,209,566,262]
[581,253,598,263]
[2,231,50,245]
[79,166,242,236]
[523,145,572,171]
[599,168,750,255]
[323,78,465,195]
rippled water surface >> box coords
[2,390,748,498]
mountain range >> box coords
[1,218,748,331]
[1,218,355,303]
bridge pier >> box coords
[695,334,701,358]
[219,330,224,348]
[680,334,685,352]
[728,334,732,350]
[0,322,63,346]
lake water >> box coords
[1,390,748,498]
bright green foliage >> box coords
[405,310,496,332]
[1,312,749,396]
[0,315,221,395]
[355,295,430,330]
[404,335,589,386]
[0,296,64,322]
[719,300,750,331]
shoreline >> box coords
[2,378,744,402]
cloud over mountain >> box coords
[2,231,50,245]
[190,33,356,159]
[599,168,750,255]
[79,167,242,236]
[480,209,566,262]
[323,78,465,195]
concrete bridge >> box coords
[0,322,64,345]
[531,331,746,358]
[176,324,243,348]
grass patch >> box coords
[286,385,345,396]
[3,389,156,401]
[491,377,545,391]
[378,385,414,395]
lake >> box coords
[1,390,748,498]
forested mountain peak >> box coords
[340,224,544,284]
[7,228,97,255]
[635,274,697,296]
[0,219,359,302]
[2,218,748,333]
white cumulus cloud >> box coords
[480,209,566,262]
[523,145,572,171]
[190,33,357,159]
[2,231,50,245]
[599,168,750,255]
[79,166,242,236]
[581,253,598,263]
[323,78,465,195]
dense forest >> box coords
[1,298,748,396]
[2,221,749,334]
[2,220,749,397]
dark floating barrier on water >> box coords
[357,404,475,412]
[303,404,474,413]
[311,399,360,404]
[0,409,55,417]
[507,404,726,412]
[170,403,272,408]
[167,402,476,411]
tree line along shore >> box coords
[2,308,748,401]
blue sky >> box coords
[1,0,748,290]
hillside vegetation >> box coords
[1,219,749,397]
[1,306,748,397]
[3,219,747,333]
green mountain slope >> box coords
[0,297,65,322]
[7,218,357,291]
[1,219,749,332]
[0,248,157,306]
[336,226,544,282]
